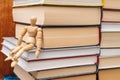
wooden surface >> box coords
[0,0,15,76]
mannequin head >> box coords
[30,16,37,26]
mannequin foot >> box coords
[35,51,40,58]
[11,60,18,67]
[5,56,12,61]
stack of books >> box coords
[1,0,103,80]
[99,0,120,80]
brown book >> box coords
[102,10,120,23]
[13,6,101,26]
[16,23,100,48]
[52,74,96,80]
[30,64,97,79]
[99,68,120,80]
[101,32,120,48]
[104,0,120,9]
[99,56,120,69]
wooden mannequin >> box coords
[5,16,42,67]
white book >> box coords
[1,47,98,72]
[101,48,120,58]
[2,37,100,60]
[102,23,120,32]
[13,0,103,7]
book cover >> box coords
[13,0,104,7]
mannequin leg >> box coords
[5,44,26,61]
[11,43,34,67]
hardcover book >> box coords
[102,9,120,23]
[99,56,120,69]
[14,65,97,80]
[14,65,35,80]
[101,32,120,48]
[101,48,120,57]
[13,0,104,7]
[2,37,100,60]
[30,64,97,79]
[13,6,102,26]
[101,23,120,32]
[103,0,120,9]
[15,23,100,48]
[99,68,120,80]
[1,46,98,72]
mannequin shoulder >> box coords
[37,28,42,31]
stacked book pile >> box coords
[99,0,120,80]
[1,0,103,80]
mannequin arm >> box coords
[35,28,42,58]
[17,27,27,46]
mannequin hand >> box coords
[35,50,40,58]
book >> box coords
[2,37,100,60]
[14,65,35,80]
[103,0,120,9]
[101,23,120,32]
[14,64,97,80]
[99,56,120,69]
[13,6,102,26]
[99,68,120,80]
[102,9,120,23]
[15,23,100,48]
[42,26,100,48]
[1,47,98,72]
[51,73,96,80]
[30,64,97,79]
[13,0,104,7]
[101,32,120,48]
[101,48,120,57]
